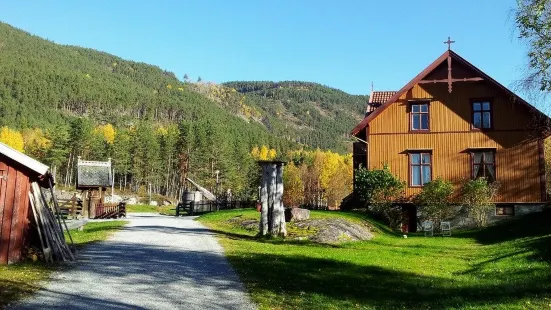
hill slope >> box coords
[0,22,366,197]
[0,22,296,197]
[223,81,368,153]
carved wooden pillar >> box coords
[258,161,287,237]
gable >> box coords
[368,82,536,134]
[351,50,551,135]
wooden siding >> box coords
[0,159,32,264]
[368,81,543,203]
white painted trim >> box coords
[78,160,111,167]
[0,142,49,175]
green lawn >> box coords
[126,204,176,215]
[198,209,551,310]
[66,221,128,247]
[0,220,127,308]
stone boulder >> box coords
[125,197,138,205]
[294,218,373,244]
[285,208,310,222]
[105,194,123,204]
[149,200,159,206]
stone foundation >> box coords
[417,203,547,230]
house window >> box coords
[496,205,514,216]
[410,152,431,187]
[472,100,492,129]
[410,102,429,131]
[472,150,496,182]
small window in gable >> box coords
[410,102,429,131]
[472,100,492,129]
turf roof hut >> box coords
[77,157,113,218]
[0,142,51,264]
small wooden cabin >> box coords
[77,157,112,218]
[351,47,551,230]
[0,142,50,264]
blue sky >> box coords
[0,1,526,97]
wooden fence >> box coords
[95,203,127,219]
[55,195,82,219]
[176,200,256,216]
[53,195,126,219]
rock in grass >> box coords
[285,208,310,222]
[294,219,373,244]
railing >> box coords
[176,200,256,216]
[54,195,83,219]
[95,202,127,219]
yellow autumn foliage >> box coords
[283,162,304,207]
[156,126,168,136]
[94,124,116,145]
[0,127,24,152]
[250,145,277,160]
[285,149,352,209]
[23,128,51,158]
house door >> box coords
[401,204,417,233]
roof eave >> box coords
[0,142,49,176]
[351,50,450,135]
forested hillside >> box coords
[0,22,363,201]
[223,81,368,152]
[0,22,296,198]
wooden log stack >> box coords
[29,182,74,263]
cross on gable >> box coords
[444,36,455,50]
[416,37,484,93]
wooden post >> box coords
[259,165,269,235]
[82,191,89,219]
[111,168,115,198]
[275,163,287,236]
[70,194,76,219]
[268,164,276,235]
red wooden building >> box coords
[0,142,50,264]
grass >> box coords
[126,204,176,215]
[198,209,551,310]
[0,220,127,308]
[67,221,128,247]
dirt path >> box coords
[14,213,256,310]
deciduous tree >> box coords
[0,126,24,152]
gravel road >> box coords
[15,213,256,310]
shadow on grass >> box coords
[125,224,344,249]
[459,209,551,262]
[228,252,551,309]
[76,223,127,234]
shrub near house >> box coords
[414,178,455,230]
[354,165,405,228]
[461,178,499,227]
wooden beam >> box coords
[418,77,484,84]
[447,54,452,93]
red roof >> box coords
[352,50,551,135]
[366,91,397,113]
[369,91,397,104]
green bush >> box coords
[354,165,405,228]
[461,178,499,227]
[414,178,455,230]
